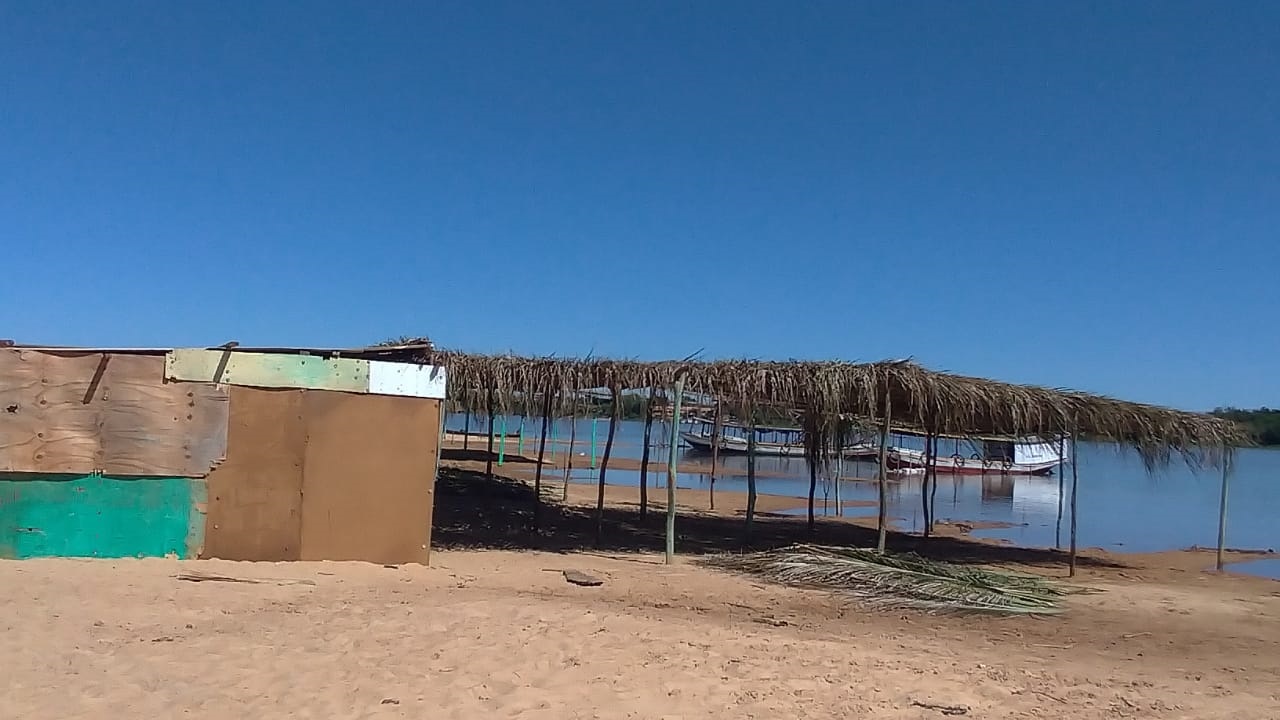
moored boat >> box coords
[886,437,1065,476]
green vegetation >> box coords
[1211,407,1280,446]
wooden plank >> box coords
[165,349,447,399]
[0,350,229,477]
[0,474,205,559]
[298,391,438,564]
[165,349,369,393]
[201,387,305,561]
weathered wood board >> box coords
[202,387,305,561]
[165,350,446,399]
[0,350,229,477]
[298,391,438,564]
[0,474,206,559]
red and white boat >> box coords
[886,437,1066,476]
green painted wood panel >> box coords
[165,349,369,393]
[0,474,205,559]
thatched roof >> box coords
[422,351,1246,469]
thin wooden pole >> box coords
[709,401,722,510]
[518,417,526,456]
[595,385,621,547]
[921,433,932,537]
[639,387,655,522]
[665,375,686,564]
[590,417,598,469]
[498,415,507,466]
[485,386,496,482]
[929,446,939,533]
[463,408,471,450]
[562,404,577,502]
[533,389,553,530]
[876,392,893,553]
[834,436,844,518]
[1055,435,1066,549]
[1216,447,1232,571]
[1069,437,1079,577]
[744,420,757,546]
[807,446,818,532]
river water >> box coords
[446,415,1280,578]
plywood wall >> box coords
[0,350,229,477]
[202,388,440,564]
[298,391,439,564]
[201,388,306,561]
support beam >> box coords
[1069,437,1080,577]
[1216,447,1232,571]
[665,375,686,565]
[876,392,893,553]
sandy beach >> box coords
[4,459,1279,719]
[4,548,1278,719]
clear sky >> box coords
[2,2,1276,410]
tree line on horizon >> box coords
[1210,407,1280,446]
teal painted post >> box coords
[499,416,507,466]
[665,375,686,565]
[591,417,598,469]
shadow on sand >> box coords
[431,466,1125,570]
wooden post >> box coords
[876,392,893,553]
[1055,434,1066,549]
[518,417,526,456]
[1069,436,1080,577]
[485,387,496,482]
[562,407,578,502]
[498,415,507,466]
[807,445,819,532]
[1216,447,1232,571]
[463,409,471,450]
[639,387,655,522]
[533,389,553,530]
[665,375,686,565]
[834,437,844,518]
[709,401,722,510]
[921,433,932,537]
[595,385,621,547]
[744,420,757,546]
[929,442,939,534]
[590,417,598,469]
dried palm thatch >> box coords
[418,350,1245,470]
[698,544,1068,615]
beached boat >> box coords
[886,437,1064,476]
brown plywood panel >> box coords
[0,350,228,476]
[299,391,439,564]
[201,388,305,561]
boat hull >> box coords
[681,432,878,459]
[886,448,1060,476]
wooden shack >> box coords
[0,345,445,564]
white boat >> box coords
[680,430,880,458]
[886,437,1066,476]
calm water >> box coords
[447,415,1280,578]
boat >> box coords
[679,418,879,459]
[885,436,1065,476]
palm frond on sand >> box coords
[698,545,1068,615]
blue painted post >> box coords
[499,415,507,466]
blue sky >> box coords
[1,2,1276,410]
